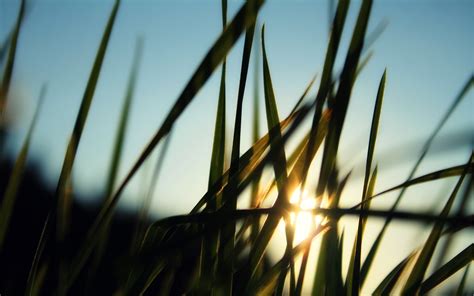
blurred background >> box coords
[1,0,473,294]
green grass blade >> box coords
[346,70,385,295]
[373,251,417,295]
[202,0,228,290]
[248,224,330,295]
[419,244,473,294]
[433,174,473,269]
[26,214,51,296]
[366,163,472,203]
[0,84,45,250]
[66,0,264,288]
[0,0,25,117]
[0,31,13,63]
[402,153,473,294]
[455,264,470,296]
[47,2,121,293]
[56,0,120,235]
[346,167,378,295]
[259,25,294,295]
[312,171,351,296]
[106,37,143,202]
[85,39,144,293]
[360,75,473,283]
[316,0,373,197]
[307,0,350,197]
[217,7,256,293]
[133,131,172,253]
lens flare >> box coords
[289,188,324,244]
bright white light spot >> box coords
[289,188,324,244]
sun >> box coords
[289,188,324,245]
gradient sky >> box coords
[1,0,473,293]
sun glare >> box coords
[289,188,324,245]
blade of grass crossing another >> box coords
[360,75,473,285]
[309,172,351,296]
[0,84,46,250]
[66,0,265,288]
[259,26,295,295]
[455,264,470,296]
[217,7,256,295]
[372,251,418,295]
[402,153,473,294]
[51,1,121,293]
[317,0,373,198]
[306,0,350,198]
[201,0,228,291]
[346,70,385,296]
[346,167,378,296]
[419,244,473,294]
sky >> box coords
[1,0,473,293]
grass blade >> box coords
[346,70,385,295]
[310,171,351,296]
[402,153,472,294]
[455,264,470,296]
[259,25,294,295]
[217,8,256,294]
[346,167,378,295]
[419,244,473,294]
[0,85,45,250]
[433,174,472,270]
[316,0,373,197]
[360,75,473,282]
[66,0,264,288]
[373,251,417,295]
[202,0,228,290]
[0,0,25,117]
[307,0,350,198]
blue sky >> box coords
[1,0,473,293]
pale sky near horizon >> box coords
[1,0,473,293]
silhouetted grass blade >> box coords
[0,0,25,117]
[66,0,264,288]
[419,244,473,294]
[0,84,46,250]
[402,153,473,294]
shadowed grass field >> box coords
[0,0,472,295]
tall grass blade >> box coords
[259,25,294,295]
[133,131,172,254]
[0,84,45,250]
[0,31,13,63]
[248,224,330,295]
[45,2,121,293]
[309,171,350,296]
[26,214,50,296]
[307,0,349,198]
[346,167,378,295]
[419,244,473,294]
[202,0,228,290]
[360,75,473,282]
[346,70,385,295]
[455,264,470,296]
[217,12,256,296]
[66,0,264,287]
[0,0,25,117]
[249,27,263,272]
[372,251,417,295]
[402,153,472,294]
[434,175,472,270]
[316,0,373,197]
